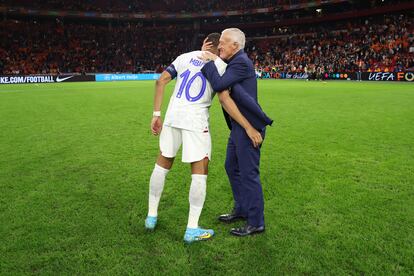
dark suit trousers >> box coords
[224,122,265,227]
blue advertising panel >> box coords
[95,74,161,82]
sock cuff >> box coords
[154,164,169,174]
[191,174,207,180]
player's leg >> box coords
[187,157,209,229]
[147,154,174,218]
[182,129,214,243]
[145,126,181,230]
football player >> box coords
[145,33,262,243]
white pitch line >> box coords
[0,90,25,93]
[0,85,148,94]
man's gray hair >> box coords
[222,28,245,49]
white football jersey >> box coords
[164,51,227,132]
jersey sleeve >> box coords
[165,54,183,79]
[214,58,227,77]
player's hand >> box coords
[246,127,263,148]
[151,116,163,136]
[198,51,218,62]
[201,38,213,51]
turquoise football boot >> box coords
[183,227,214,243]
[145,216,157,230]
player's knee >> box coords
[157,154,174,170]
[191,158,208,175]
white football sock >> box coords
[187,174,207,229]
[147,164,169,217]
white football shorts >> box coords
[159,125,211,163]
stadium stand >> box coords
[1,0,337,12]
[246,14,413,74]
[0,0,412,75]
[0,20,193,74]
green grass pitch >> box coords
[0,80,413,274]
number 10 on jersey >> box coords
[176,69,207,102]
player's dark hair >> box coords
[206,33,220,48]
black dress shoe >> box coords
[218,212,246,223]
[230,224,265,237]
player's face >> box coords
[218,33,238,60]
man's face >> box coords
[218,32,238,60]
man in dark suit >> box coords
[200,28,273,236]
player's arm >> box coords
[217,90,262,148]
[151,70,172,136]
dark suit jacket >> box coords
[201,49,273,130]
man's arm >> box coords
[202,60,250,92]
[231,83,273,129]
[217,90,263,148]
[151,70,172,136]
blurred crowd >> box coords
[0,13,413,75]
[247,14,414,74]
[2,0,309,12]
[0,20,193,74]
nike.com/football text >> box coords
[0,76,54,84]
